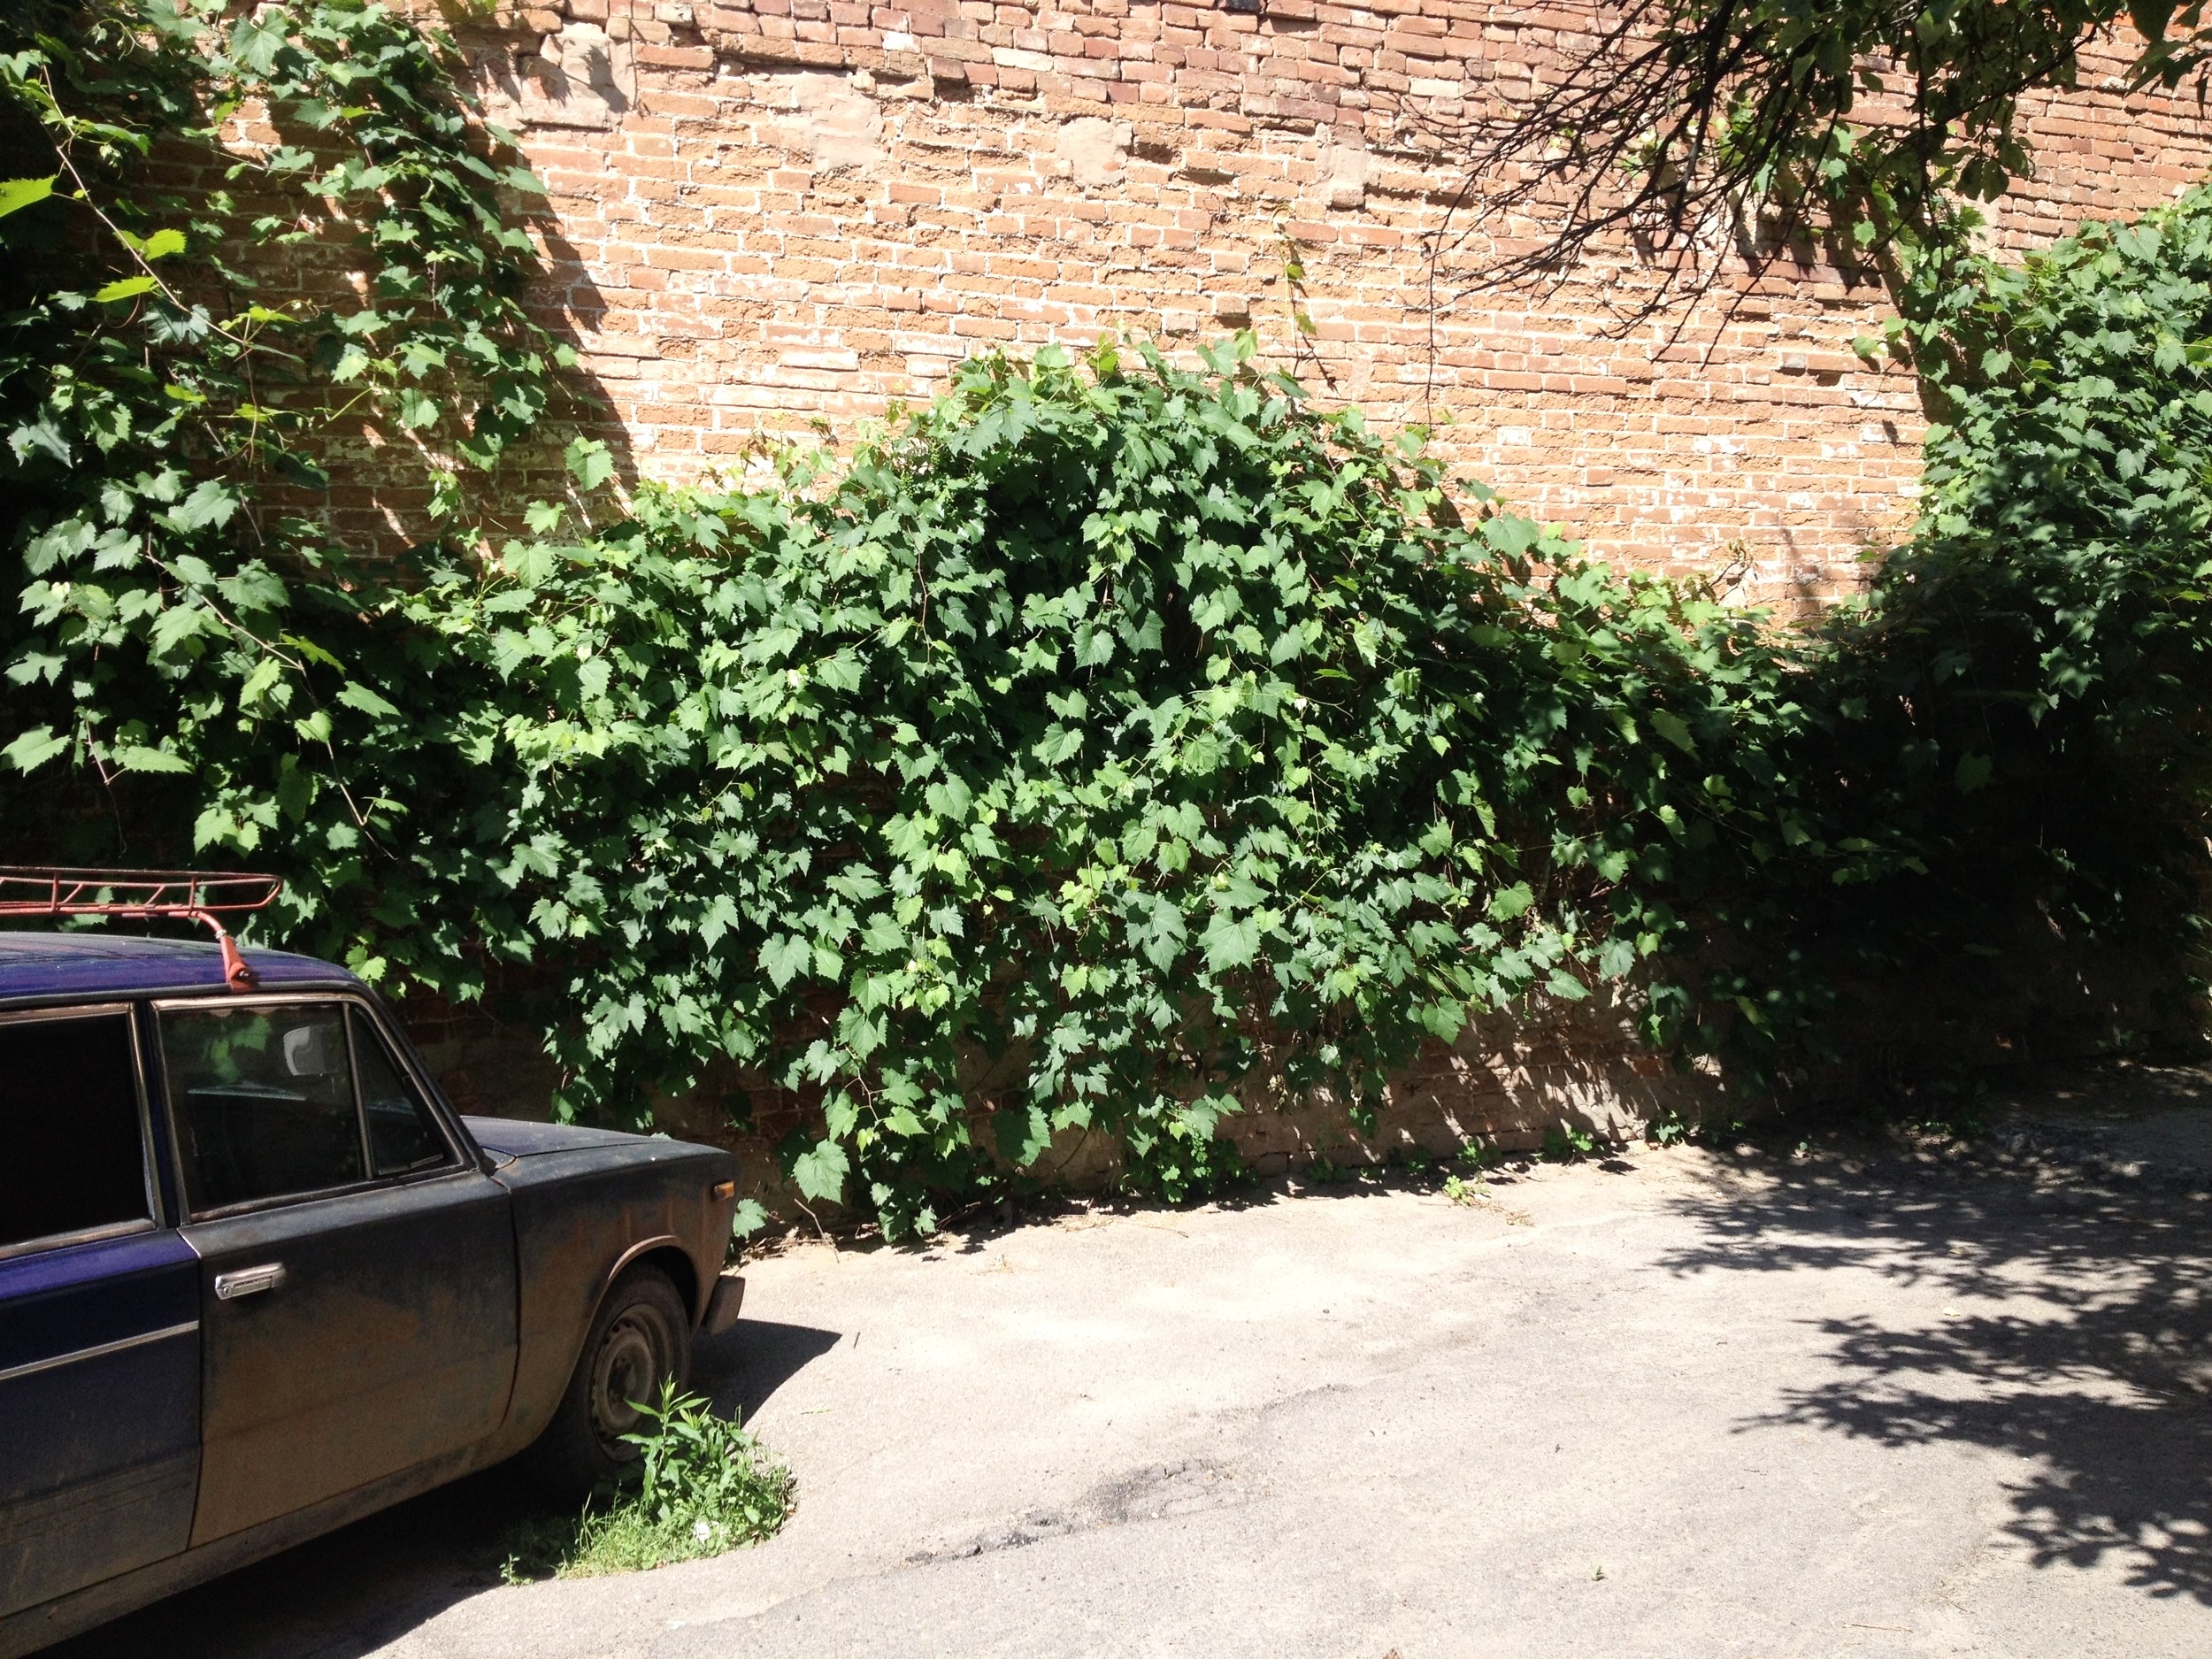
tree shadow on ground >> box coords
[1659,1145,2212,1603]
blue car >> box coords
[0,925,744,1656]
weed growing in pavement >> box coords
[1541,1125,1599,1163]
[502,1386,794,1580]
[1443,1172,1486,1206]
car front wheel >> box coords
[527,1264,692,1495]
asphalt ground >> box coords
[50,1063,2212,1659]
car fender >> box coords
[468,1133,736,1461]
[596,1233,694,1318]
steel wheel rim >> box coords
[589,1302,672,1458]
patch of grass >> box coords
[502,1385,795,1582]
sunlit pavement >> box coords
[52,1063,2212,1659]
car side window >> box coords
[351,1009,455,1178]
[0,1010,150,1254]
[163,1003,363,1213]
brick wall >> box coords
[373,4,2209,1187]
[439,1,2212,608]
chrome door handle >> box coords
[214,1263,287,1300]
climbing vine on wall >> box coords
[1,0,572,987]
[8,3,2211,1234]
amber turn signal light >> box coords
[710,1180,735,1200]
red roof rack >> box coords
[0,867,283,990]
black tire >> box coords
[526,1265,692,1497]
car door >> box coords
[0,1005,200,1617]
[158,996,519,1546]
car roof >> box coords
[0,931,357,1004]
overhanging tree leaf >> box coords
[0,175,53,219]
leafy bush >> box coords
[3,0,1863,1237]
[5,310,1859,1231]
[362,340,1867,1231]
[9,1,2211,1242]
[0,0,572,995]
[1812,188,2212,992]
[502,1385,794,1579]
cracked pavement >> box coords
[48,1064,2212,1659]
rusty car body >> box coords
[0,930,742,1656]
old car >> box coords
[0,871,744,1657]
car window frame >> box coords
[0,1001,163,1263]
[344,1002,463,1181]
[152,991,470,1223]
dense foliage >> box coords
[7,2,2210,1233]
[1828,190,2212,972]
[1,0,568,987]
[12,305,1875,1228]
[381,343,1871,1226]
